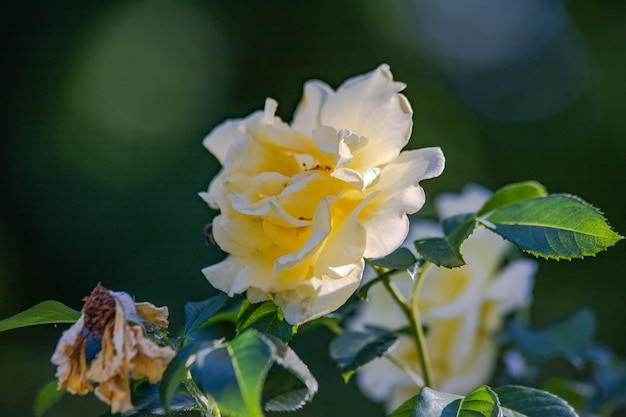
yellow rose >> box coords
[200,65,445,324]
[351,185,536,412]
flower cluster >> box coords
[350,185,537,412]
[200,65,445,325]
[51,284,175,413]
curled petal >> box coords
[292,80,333,135]
[361,147,445,258]
[202,118,250,165]
[51,316,93,395]
[320,64,413,170]
[129,326,175,383]
[93,374,134,414]
[272,259,365,325]
[203,254,274,295]
[135,302,170,329]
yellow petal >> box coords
[129,326,175,383]
[135,302,170,329]
[51,316,93,395]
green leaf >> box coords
[367,247,418,270]
[237,300,297,343]
[34,380,65,417]
[495,385,578,417]
[509,309,595,366]
[184,293,229,335]
[0,301,80,332]
[329,326,398,381]
[388,387,462,417]
[414,214,476,268]
[193,330,274,417]
[159,342,204,412]
[261,335,318,412]
[476,181,547,217]
[482,194,623,260]
[458,385,500,417]
[389,386,578,417]
[125,382,195,417]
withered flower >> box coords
[51,283,175,413]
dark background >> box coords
[1,1,624,416]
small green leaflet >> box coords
[388,385,578,417]
[329,326,398,382]
[476,181,548,216]
[183,293,229,335]
[494,385,578,417]
[0,301,80,332]
[367,247,418,270]
[481,194,622,260]
[458,385,500,417]
[414,214,476,268]
[34,380,65,417]
[509,309,595,366]
[237,300,297,343]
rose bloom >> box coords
[351,185,536,412]
[200,65,445,324]
[51,284,175,414]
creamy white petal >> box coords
[485,259,535,312]
[275,259,364,325]
[212,212,268,256]
[319,65,413,170]
[291,80,333,135]
[231,193,310,228]
[314,200,367,280]
[438,337,496,395]
[202,118,249,165]
[462,228,513,277]
[361,147,445,259]
[273,198,332,275]
[435,183,492,219]
[202,255,273,296]
[419,267,488,320]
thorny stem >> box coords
[183,370,220,417]
[378,263,435,389]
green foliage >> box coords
[509,309,595,365]
[178,330,317,416]
[494,385,578,417]
[0,301,80,332]
[389,385,578,417]
[183,293,230,336]
[237,300,297,343]
[34,380,65,417]
[481,194,622,260]
[102,382,196,417]
[367,247,418,270]
[159,343,207,413]
[329,326,398,382]
[414,213,476,268]
[458,385,500,417]
[388,387,461,417]
[410,183,622,267]
[260,335,318,412]
[476,181,547,216]
[192,330,274,417]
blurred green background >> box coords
[1,0,624,416]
